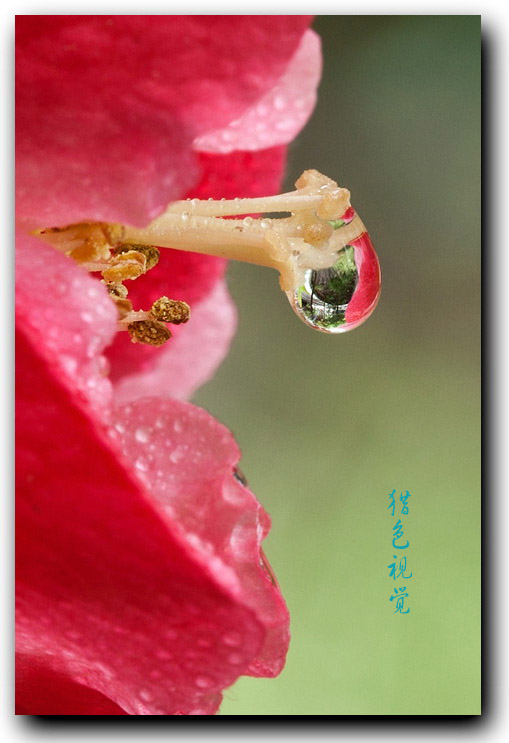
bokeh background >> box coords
[194,16,481,715]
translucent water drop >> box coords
[242,216,254,227]
[227,652,244,666]
[289,217,381,334]
[134,457,148,472]
[260,218,271,229]
[222,630,242,647]
[190,198,199,207]
[135,427,150,443]
[194,675,214,689]
[181,211,190,222]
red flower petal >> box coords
[112,398,290,679]
[16,233,289,715]
[195,30,322,154]
[16,325,266,714]
[16,15,312,227]
[15,233,116,418]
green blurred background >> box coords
[194,16,481,715]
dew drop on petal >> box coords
[194,675,214,689]
[134,457,148,472]
[134,427,150,443]
[227,652,244,666]
[222,630,242,647]
[288,212,381,334]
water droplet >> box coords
[173,419,183,434]
[191,198,199,207]
[51,279,67,296]
[181,211,190,222]
[242,216,254,227]
[169,446,186,464]
[139,688,153,702]
[194,675,214,689]
[227,652,244,666]
[135,427,150,443]
[80,311,94,324]
[222,630,241,647]
[288,225,381,334]
[135,457,148,472]
[60,355,78,375]
[260,219,271,229]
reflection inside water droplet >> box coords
[288,215,381,334]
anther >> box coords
[114,244,160,271]
[151,297,190,324]
[101,250,146,283]
[105,282,129,300]
[127,320,172,346]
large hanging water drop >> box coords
[288,210,381,333]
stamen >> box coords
[114,244,160,271]
[101,250,147,283]
[33,170,380,338]
[127,320,172,347]
[151,297,190,324]
[105,282,129,300]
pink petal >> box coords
[194,30,322,154]
[16,15,312,226]
[16,233,289,715]
[112,397,290,678]
[15,232,117,418]
[114,279,237,403]
[16,324,267,714]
